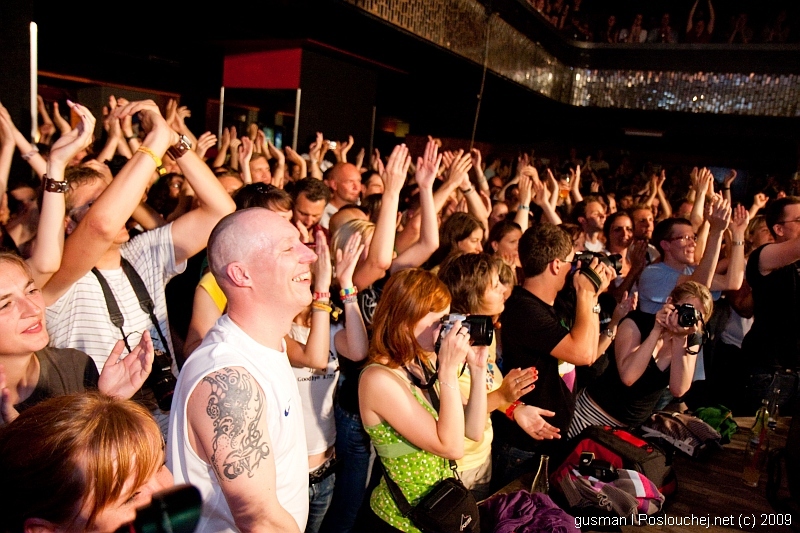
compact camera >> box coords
[434,314,494,354]
[578,452,619,482]
[146,348,177,412]
[676,303,702,328]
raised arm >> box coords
[655,170,672,220]
[707,0,715,34]
[614,311,666,386]
[43,100,178,304]
[570,166,583,204]
[514,170,533,231]
[212,127,231,169]
[722,169,737,204]
[749,192,768,220]
[470,148,490,194]
[353,144,410,289]
[682,196,730,289]
[28,101,95,287]
[463,345,488,442]
[238,137,254,185]
[332,135,354,164]
[188,367,302,533]
[391,139,440,272]
[0,102,46,178]
[532,171,563,225]
[709,204,747,291]
[686,0,699,33]
[287,232,331,370]
[266,140,286,188]
[169,147,236,265]
[333,233,369,362]
[550,261,615,366]
[284,146,307,180]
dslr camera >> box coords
[578,452,618,482]
[434,314,494,354]
[146,348,177,412]
[676,303,702,328]
[573,251,623,276]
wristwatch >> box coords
[167,135,192,160]
[602,328,616,340]
[592,303,602,314]
[43,175,70,193]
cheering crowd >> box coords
[0,93,798,533]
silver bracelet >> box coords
[732,240,744,246]
[438,378,458,391]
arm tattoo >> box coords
[203,368,271,481]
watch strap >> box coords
[167,135,192,160]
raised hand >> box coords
[518,166,535,207]
[497,367,538,404]
[195,132,217,159]
[513,404,560,440]
[415,139,442,190]
[730,204,750,237]
[752,192,768,211]
[447,150,473,190]
[255,130,266,154]
[706,195,732,232]
[441,150,455,172]
[266,139,285,165]
[0,364,21,425]
[724,169,737,189]
[335,232,365,288]
[49,101,96,168]
[531,175,549,207]
[238,136,254,166]
[370,148,384,175]
[382,144,411,196]
[354,147,365,170]
[612,290,638,323]
[314,230,332,293]
[333,135,354,163]
[470,147,482,171]
[113,99,176,145]
[229,126,241,152]
[98,331,155,400]
[220,127,231,150]
[695,167,712,195]
[51,101,72,135]
[515,153,530,177]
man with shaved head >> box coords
[319,162,361,229]
[168,208,317,533]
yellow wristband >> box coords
[137,146,166,176]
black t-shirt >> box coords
[742,245,800,370]
[14,347,99,413]
[495,286,572,453]
[588,311,670,426]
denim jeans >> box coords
[306,472,336,533]
[491,442,539,492]
[319,405,373,533]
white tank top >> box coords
[167,315,308,532]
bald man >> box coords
[168,208,317,533]
[320,163,361,229]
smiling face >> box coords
[0,259,49,356]
[477,269,505,317]
[662,223,696,266]
[608,214,633,252]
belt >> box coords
[309,456,338,485]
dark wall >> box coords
[298,49,377,157]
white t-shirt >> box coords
[46,224,185,434]
[319,202,339,230]
[167,315,309,533]
[290,322,341,457]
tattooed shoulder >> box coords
[202,367,271,481]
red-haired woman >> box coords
[359,269,487,532]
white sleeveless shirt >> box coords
[167,315,308,532]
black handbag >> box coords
[378,375,480,533]
[380,459,480,533]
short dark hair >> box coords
[64,165,105,211]
[438,252,496,315]
[603,211,632,241]
[519,223,572,278]
[292,177,331,204]
[571,195,605,224]
[652,217,691,256]
[765,196,800,238]
[234,183,293,212]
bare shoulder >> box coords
[188,366,271,482]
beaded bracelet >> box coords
[342,294,358,304]
[339,286,358,298]
[519,204,530,211]
[314,291,331,300]
[311,301,342,320]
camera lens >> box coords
[676,303,700,328]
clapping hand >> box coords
[98,331,155,400]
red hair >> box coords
[369,269,451,368]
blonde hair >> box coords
[332,219,375,256]
[670,281,713,321]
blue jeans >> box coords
[491,442,538,492]
[306,472,336,533]
[319,405,373,533]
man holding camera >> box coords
[493,223,614,487]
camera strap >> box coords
[91,258,172,362]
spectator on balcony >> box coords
[619,13,647,43]
[762,9,790,43]
[728,12,754,44]
[686,0,715,44]
[648,12,678,43]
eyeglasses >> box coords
[777,218,800,225]
[669,234,697,244]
